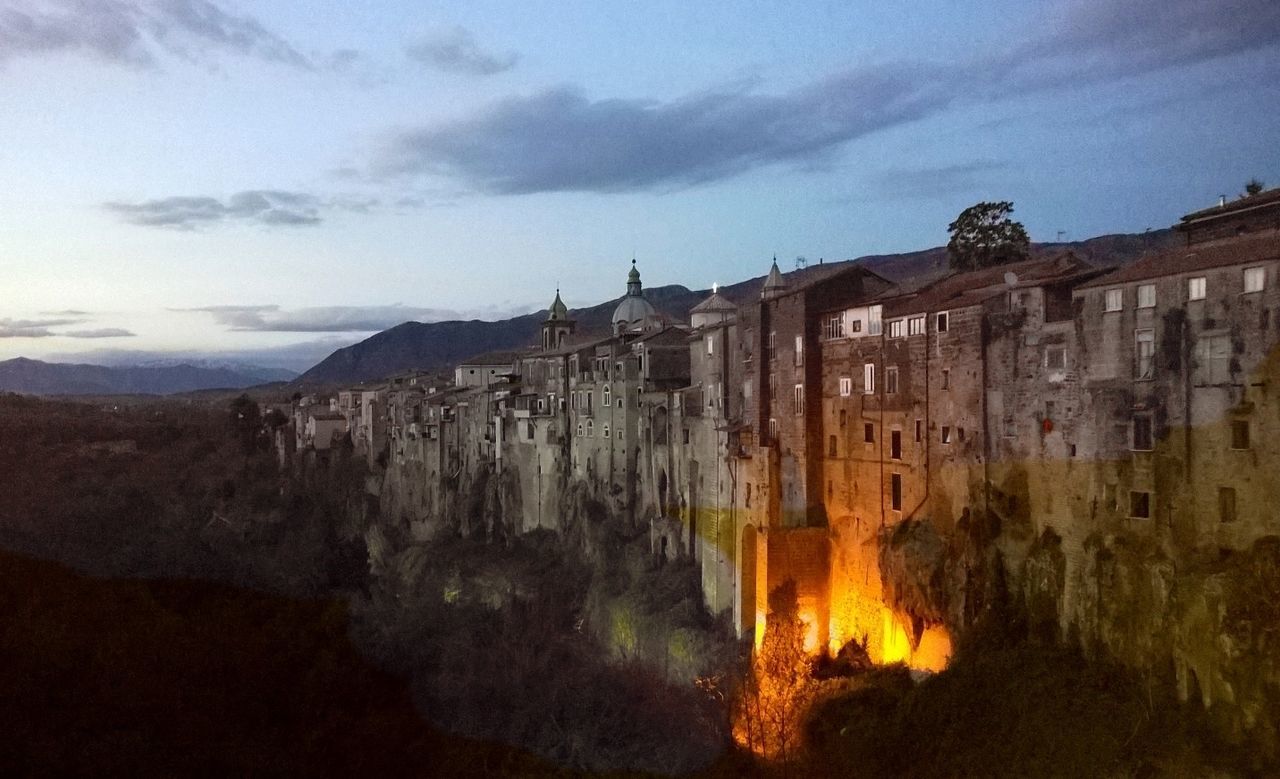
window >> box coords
[1188,276,1206,301]
[839,409,847,428]
[706,335,714,355]
[868,305,883,336]
[526,422,535,441]
[839,377,852,397]
[617,428,623,440]
[586,420,594,437]
[941,426,952,444]
[1195,334,1231,384]
[683,428,690,445]
[768,417,778,442]
[864,422,875,444]
[850,319,862,333]
[915,419,922,443]
[1104,289,1123,312]
[1137,284,1156,308]
[1219,487,1237,523]
[828,435,837,457]
[941,368,950,390]
[863,363,875,394]
[793,384,804,415]
[537,398,546,413]
[794,335,804,366]
[891,473,902,511]
[603,385,611,406]
[1231,419,1250,450]
[886,366,899,394]
[891,430,902,460]
[825,314,845,339]
[1045,346,1066,371]
[1132,414,1153,451]
[1135,329,1154,380]
[576,423,583,437]
[1010,291,1027,310]
[889,319,904,338]
[1129,491,1150,519]
[936,311,949,333]
[1244,267,1265,293]
[602,423,610,438]
[768,331,776,360]
[908,316,925,336]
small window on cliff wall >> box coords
[1188,276,1206,301]
[1132,414,1153,451]
[1129,491,1150,519]
[828,435,837,457]
[839,377,852,397]
[1231,420,1250,450]
[935,311,949,332]
[1219,487,1237,523]
[864,422,875,444]
[1244,267,1265,293]
[1105,288,1123,312]
[941,426,952,444]
[891,473,902,511]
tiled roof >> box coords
[1077,231,1280,289]
[1180,188,1280,224]
[873,253,1103,316]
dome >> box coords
[612,295,659,330]
[612,260,661,333]
[546,289,569,321]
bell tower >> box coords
[542,289,575,349]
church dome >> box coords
[612,260,660,333]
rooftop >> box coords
[1077,231,1280,289]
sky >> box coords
[1,0,1278,371]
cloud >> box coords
[62,327,136,338]
[0,0,311,69]
[406,26,517,75]
[0,317,81,338]
[101,189,382,229]
[873,161,1007,200]
[376,66,951,194]
[179,302,541,332]
[374,0,1280,195]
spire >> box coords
[547,288,569,321]
[761,256,788,300]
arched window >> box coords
[586,419,594,437]
[603,423,611,438]
[603,385,611,406]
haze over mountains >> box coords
[297,230,1177,386]
[0,358,295,396]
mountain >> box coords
[0,358,284,396]
[297,230,1178,386]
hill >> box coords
[0,357,290,396]
[298,230,1178,386]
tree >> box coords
[1245,178,1265,197]
[946,201,1030,271]
[228,394,262,454]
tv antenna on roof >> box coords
[1056,230,1067,242]
[795,255,808,270]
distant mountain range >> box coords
[297,230,1179,387]
[0,358,296,396]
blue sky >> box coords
[1,0,1278,370]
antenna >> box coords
[795,255,808,270]
[1056,230,1066,242]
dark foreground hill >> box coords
[298,230,1177,386]
[0,549,563,776]
[0,357,290,396]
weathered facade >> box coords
[359,190,1280,736]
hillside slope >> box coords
[0,357,286,396]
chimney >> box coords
[1218,195,1226,207]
